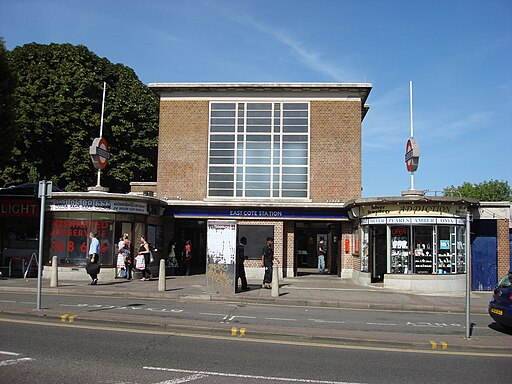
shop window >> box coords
[360,226,369,272]
[237,224,274,260]
[412,226,434,274]
[390,226,411,274]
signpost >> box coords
[88,82,110,192]
[37,180,52,310]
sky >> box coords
[1,0,511,198]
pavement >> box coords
[0,273,510,355]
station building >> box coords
[1,82,510,292]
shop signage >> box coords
[361,217,465,225]
[361,203,467,217]
[49,199,147,214]
[169,207,349,220]
[0,199,39,217]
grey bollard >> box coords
[271,260,279,297]
[50,255,58,287]
[158,259,166,292]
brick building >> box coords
[144,83,371,281]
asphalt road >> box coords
[0,292,498,337]
[0,320,508,384]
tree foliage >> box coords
[444,180,512,201]
[0,37,17,170]
[1,43,159,192]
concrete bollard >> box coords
[158,259,166,292]
[50,255,58,287]
[271,260,279,297]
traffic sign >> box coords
[89,137,110,170]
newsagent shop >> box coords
[347,196,478,292]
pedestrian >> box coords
[167,239,179,275]
[318,237,327,274]
[122,233,132,280]
[86,232,100,285]
[261,237,274,289]
[182,240,192,276]
[137,235,153,281]
[116,236,127,278]
[236,237,250,292]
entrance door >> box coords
[174,220,207,275]
[370,226,387,283]
[472,219,497,291]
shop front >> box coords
[350,197,478,292]
[45,192,166,280]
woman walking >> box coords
[137,235,153,281]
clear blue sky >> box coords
[1,0,511,198]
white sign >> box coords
[49,199,147,214]
[207,220,236,264]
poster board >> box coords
[206,220,236,294]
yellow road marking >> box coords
[0,317,506,358]
[441,342,448,350]
[240,328,246,337]
[231,327,237,336]
[430,341,437,349]
[60,314,69,322]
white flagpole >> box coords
[96,82,106,187]
[409,81,415,191]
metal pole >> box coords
[96,82,106,187]
[409,81,415,191]
[36,181,46,310]
[465,210,472,339]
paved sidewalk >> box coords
[0,273,494,314]
[0,274,509,355]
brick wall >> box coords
[310,100,362,202]
[156,99,363,202]
[156,100,209,200]
[497,219,511,276]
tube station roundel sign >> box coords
[404,138,420,173]
[89,137,110,170]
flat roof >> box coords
[148,82,372,119]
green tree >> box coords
[0,37,17,170]
[444,180,512,201]
[1,43,159,192]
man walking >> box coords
[236,237,250,292]
[261,237,274,289]
[87,232,100,285]
[318,237,327,274]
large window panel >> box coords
[208,101,309,198]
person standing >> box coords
[86,232,100,285]
[236,237,250,292]
[122,233,132,280]
[318,237,327,274]
[261,237,274,289]
[138,235,153,281]
[166,239,179,275]
[182,240,192,276]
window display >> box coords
[390,227,410,273]
[413,226,433,274]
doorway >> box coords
[174,220,207,275]
[370,226,387,283]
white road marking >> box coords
[0,351,20,356]
[155,373,208,383]
[0,300,16,303]
[309,319,346,324]
[200,313,226,316]
[144,366,365,384]
[0,358,33,366]
[366,322,396,326]
[265,317,297,321]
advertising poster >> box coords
[206,220,236,294]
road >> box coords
[0,320,508,384]
[0,292,498,337]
